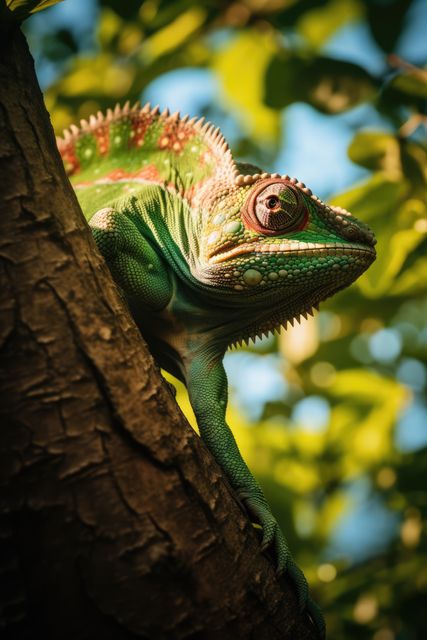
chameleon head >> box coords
[196,172,376,322]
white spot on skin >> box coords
[225,220,242,234]
[213,213,226,225]
[84,148,93,158]
[207,231,220,245]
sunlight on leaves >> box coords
[142,7,207,60]
[329,369,409,470]
[266,53,376,114]
[214,29,280,142]
[280,315,319,364]
[297,0,362,49]
[331,173,404,223]
[348,131,401,176]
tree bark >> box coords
[0,24,319,640]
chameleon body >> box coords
[58,102,376,634]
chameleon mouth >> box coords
[209,240,376,264]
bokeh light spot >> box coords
[376,467,396,490]
[369,328,402,363]
[373,630,395,640]
[292,396,330,432]
[353,594,378,624]
[396,358,426,391]
[317,311,342,341]
[224,352,287,420]
[317,563,337,582]
[396,400,427,452]
[310,361,336,387]
[350,333,373,364]
[401,511,422,548]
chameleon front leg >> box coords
[187,354,325,636]
[90,207,172,312]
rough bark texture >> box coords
[0,25,319,640]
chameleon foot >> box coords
[238,491,325,638]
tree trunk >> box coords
[0,24,319,640]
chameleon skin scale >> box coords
[58,102,376,635]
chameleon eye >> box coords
[242,179,307,236]
[266,196,280,210]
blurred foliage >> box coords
[0,0,64,24]
[23,0,427,638]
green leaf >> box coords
[390,255,427,296]
[297,0,362,49]
[3,0,63,21]
[328,369,409,467]
[364,0,413,53]
[400,139,427,194]
[142,6,207,60]
[378,64,427,117]
[378,227,426,294]
[214,29,281,143]
[390,71,427,100]
[330,368,406,405]
[330,173,404,223]
[330,174,414,297]
[348,131,401,173]
[97,7,123,50]
[265,52,376,114]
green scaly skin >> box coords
[58,102,377,636]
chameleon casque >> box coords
[58,101,376,634]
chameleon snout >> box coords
[326,205,377,249]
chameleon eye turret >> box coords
[242,178,306,235]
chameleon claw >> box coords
[240,491,324,633]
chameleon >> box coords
[57,101,376,636]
